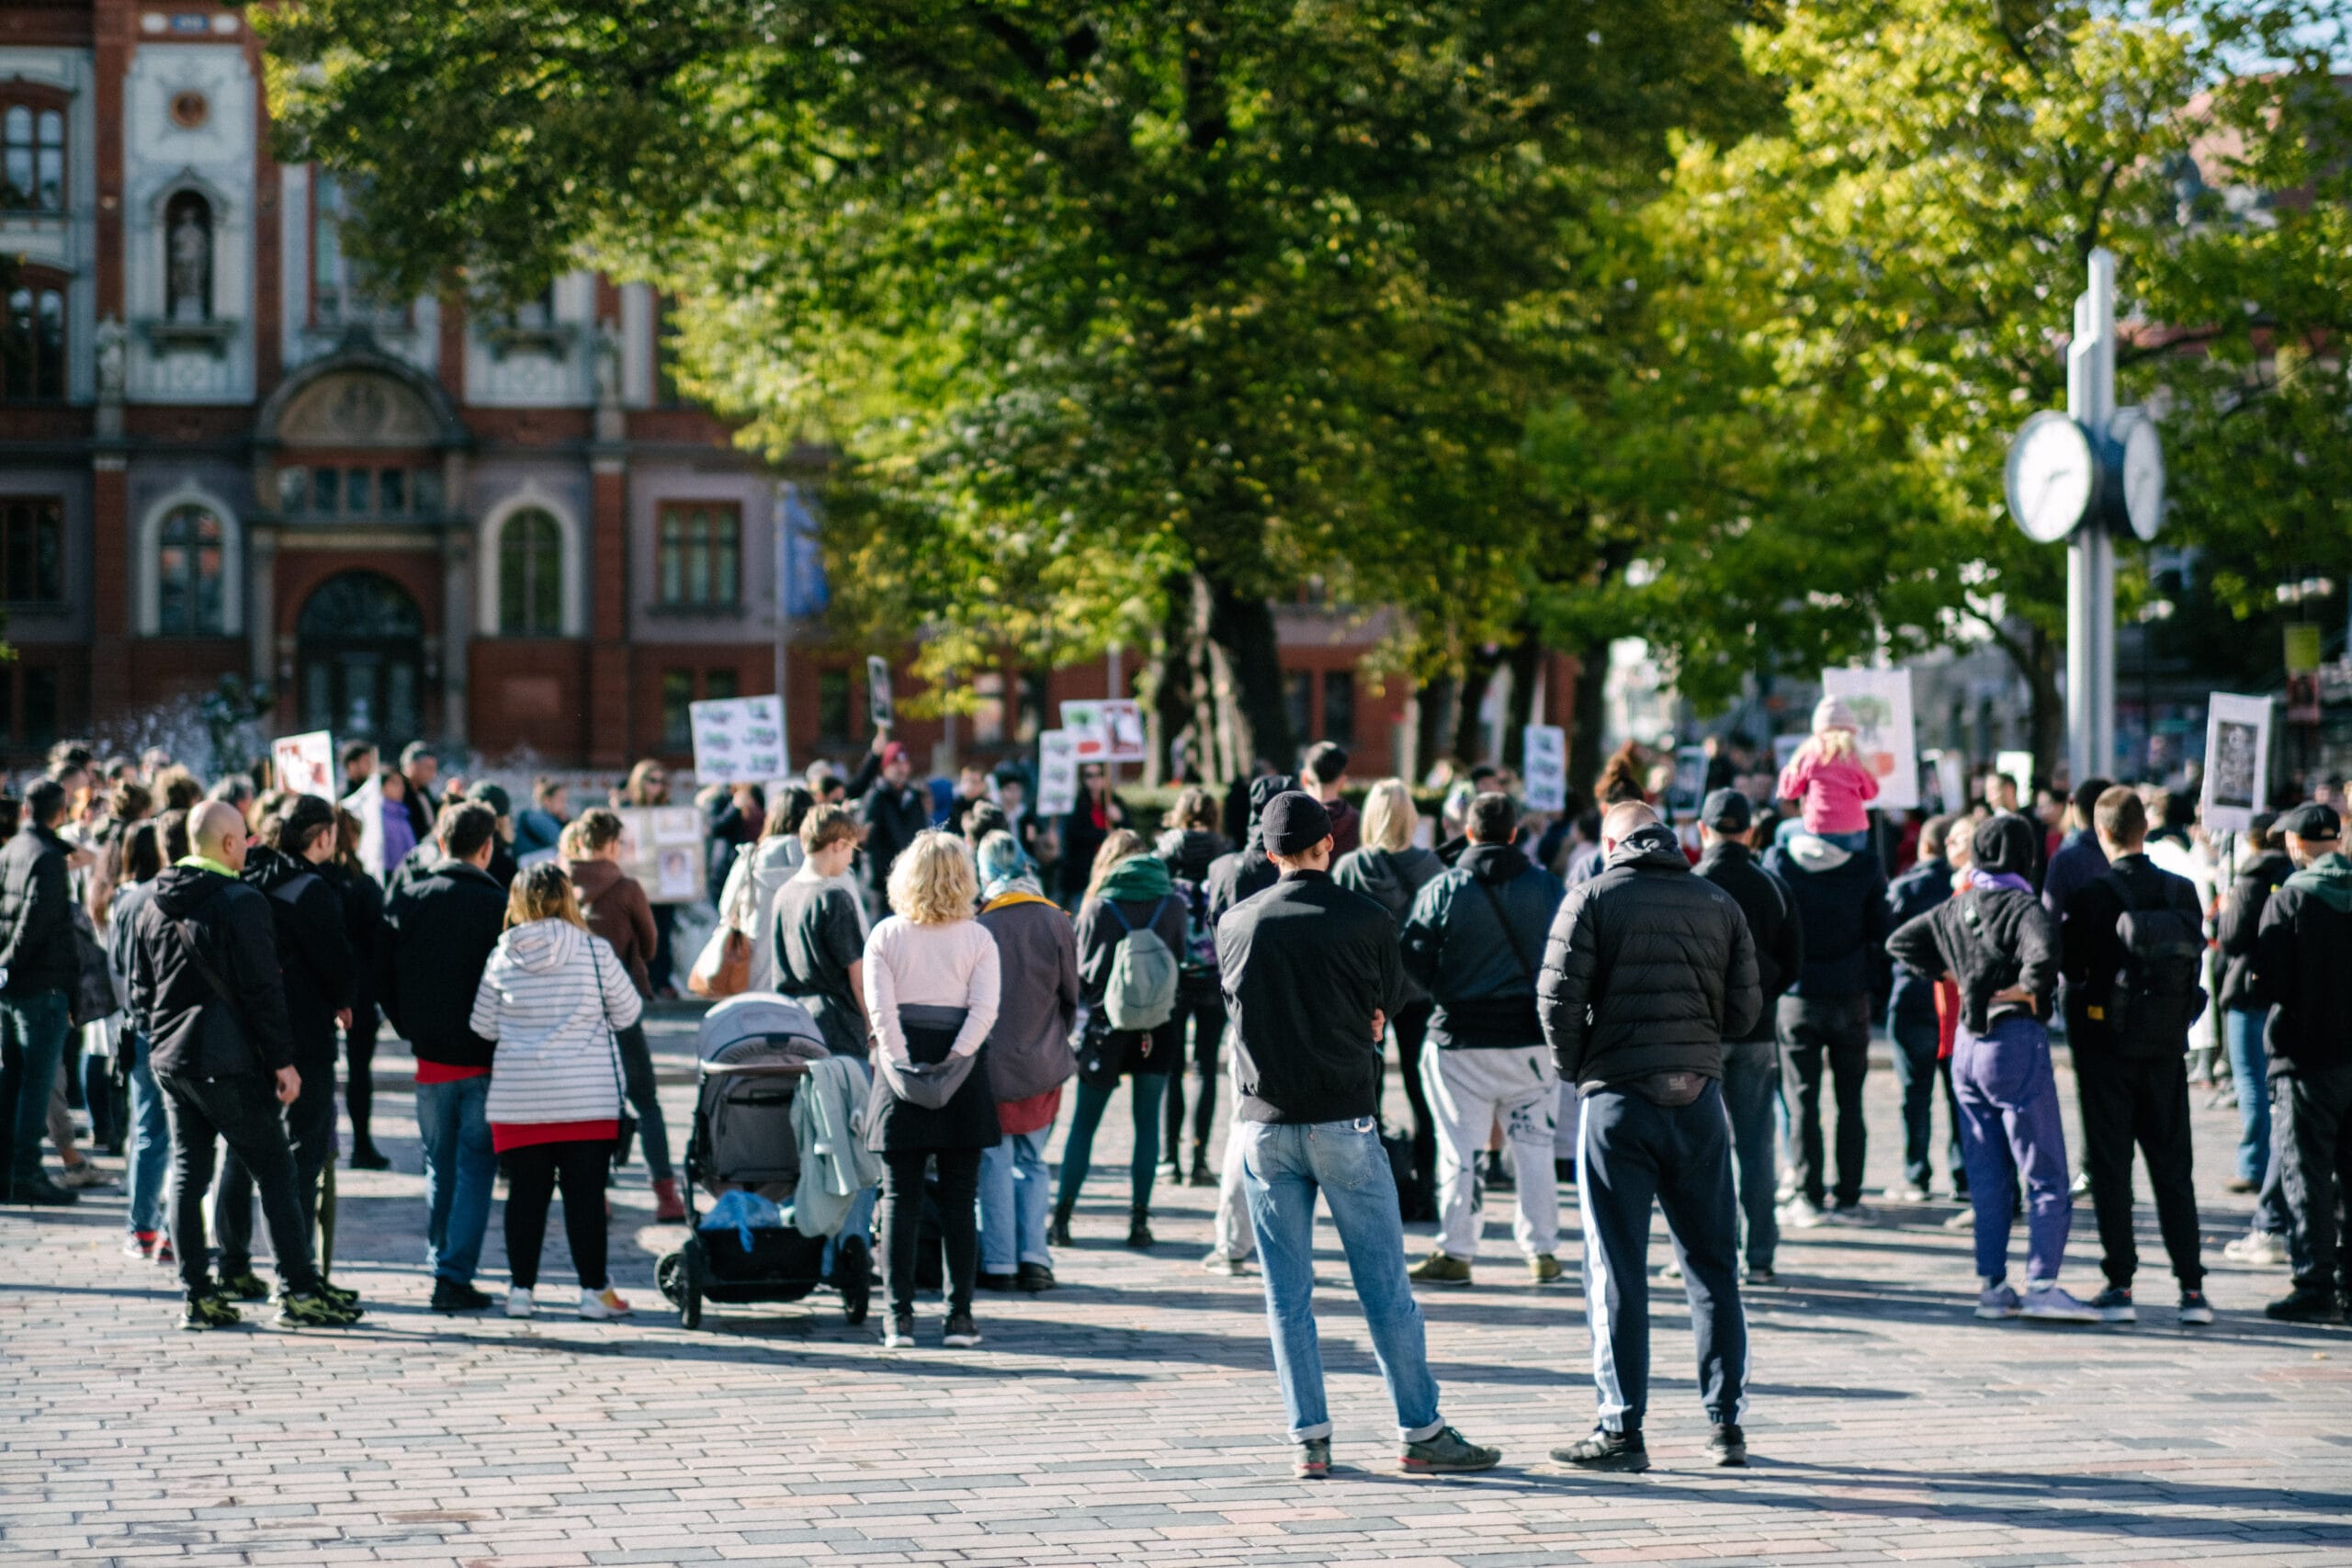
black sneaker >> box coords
[2266,1284,2344,1324]
[430,1279,493,1312]
[2087,1285,2136,1324]
[1483,1155,1515,1193]
[219,1270,271,1302]
[1552,1427,1649,1472]
[1555,1157,1577,1185]
[1399,1426,1500,1473]
[975,1270,1019,1292]
[942,1312,982,1348]
[276,1291,362,1328]
[181,1291,241,1331]
[1707,1423,1747,1467]
[2178,1290,2215,1326]
[1295,1436,1331,1479]
[1015,1262,1055,1292]
[7,1176,77,1206]
[348,1144,392,1171]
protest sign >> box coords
[614,806,707,905]
[272,731,335,802]
[689,694,786,784]
[1061,699,1148,764]
[1672,744,1709,810]
[1820,667,1919,811]
[1521,725,1567,812]
[2200,693,2271,834]
[867,656,895,728]
[1036,729,1080,817]
[1996,751,2036,802]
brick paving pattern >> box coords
[6,1016,2351,1565]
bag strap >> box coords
[1471,875,1538,987]
[170,915,264,1068]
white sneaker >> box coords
[504,1287,534,1319]
[1779,1197,1826,1229]
[578,1286,632,1320]
[1884,1183,1929,1203]
[2019,1283,2101,1324]
[2222,1231,2290,1266]
[59,1162,117,1189]
[1659,1257,1684,1282]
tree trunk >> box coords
[1451,644,1506,764]
[1143,575,1194,787]
[1416,672,1458,775]
[1204,570,1293,774]
[1567,643,1611,807]
[1500,632,1543,770]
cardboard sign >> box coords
[2201,693,2271,834]
[1820,667,1919,811]
[1521,725,1567,812]
[1060,698,1147,764]
[866,656,895,729]
[1035,728,1080,818]
[1923,749,1968,817]
[689,694,786,784]
[613,806,707,905]
[272,731,335,802]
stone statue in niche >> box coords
[96,318,127,399]
[166,194,213,322]
[594,321,622,406]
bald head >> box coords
[1600,801,1659,850]
[188,799,249,873]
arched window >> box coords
[156,505,224,635]
[2,102,64,214]
[3,276,64,402]
[498,507,562,635]
[164,191,213,322]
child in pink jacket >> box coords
[1777,696,1879,850]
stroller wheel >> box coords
[680,1245,705,1330]
[656,1251,686,1308]
[837,1234,871,1325]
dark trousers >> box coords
[1160,992,1228,1164]
[84,1049,125,1151]
[2278,1064,2352,1294]
[1720,1039,1780,1272]
[881,1145,983,1319]
[1777,994,1871,1209]
[2075,1046,2205,1291]
[1890,1012,1964,1190]
[611,1022,673,1181]
[0,987,71,1187]
[1577,1079,1747,1432]
[345,1004,380,1148]
[216,1056,337,1278]
[503,1138,614,1292]
[160,1072,321,1297]
[1390,998,1439,1191]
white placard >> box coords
[613,806,708,906]
[272,731,335,802]
[689,694,786,784]
[1996,750,2035,802]
[1924,749,1968,817]
[866,656,895,728]
[1061,699,1147,764]
[2200,693,2271,834]
[1521,725,1567,812]
[1035,729,1080,818]
[1821,667,1919,811]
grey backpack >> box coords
[1103,896,1179,1032]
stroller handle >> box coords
[699,1060,814,1078]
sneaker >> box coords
[884,1314,916,1348]
[1706,1422,1747,1467]
[219,1270,271,1302]
[1015,1262,1056,1292]
[430,1279,493,1313]
[505,1287,535,1319]
[2070,1169,2092,1199]
[1941,1207,1978,1231]
[1974,1283,2021,1319]
[58,1161,117,1189]
[1400,1426,1500,1473]
[1551,1427,1648,1472]
[2087,1285,2136,1324]
[579,1286,632,1320]
[2223,1231,2290,1266]
[1201,1250,1246,1277]
[1659,1257,1683,1282]
[153,1238,175,1267]
[1483,1156,1515,1193]
[1826,1201,1867,1225]
[1885,1182,1929,1203]
[316,1280,361,1310]
[1555,1157,1577,1185]
[122,1231,158,1259]
[1529,1254,1563,1284]
[1295,1436,1331,1479]
[6,1176,77,1205]
[2265,1284,2343,1324]
[2223,1176,2258,1194]
[942,1312,981,1348]
[1745,1264,1776,1286]
[1156,1161,1182,1186]
[276,1291,363,1327]
[1779,1196,1826,1229]
[2178,1290,2216,1326]
[1407,1250,1473,1287]
[2019,1283,2101,1324]
[348,1143,392,1171]
[975,1270,1019,1292]
[1187,1161,1216,1188]
[181,1291,241,1331]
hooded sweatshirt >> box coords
[468,918,643,1145]
[240,842,356,1067]
[2251,851,2352,1076]
[1333,841,1444,1002]
[1205,773,1298,928]
[719,835,808,994]
[1888,816,2059,1038]
[130,863,300,1082]
[1398,841,1566,1047]
[1763,830,1889,997]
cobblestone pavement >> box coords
[6,1015,2351,1566]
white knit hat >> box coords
[1813,695,1860,734]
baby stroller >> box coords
[655,994,874,1328]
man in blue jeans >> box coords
[1218,790,1499,1480]
[0,779,84,1205]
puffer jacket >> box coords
[468,918,643,1127]
[1333,843,1444,1003]
[1399,843,1566,1047]
[1536,822,1759,1089]
[2250,852,2352,1077]
[1763,831,1889,997]
[0,823,77,997]
[1886,879,2058,1037]
[241,844,356,1067]
[130,863,299,1081]
[2215,849,2292,1014]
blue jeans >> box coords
[1720,1041,1780,1271]
[1239,1117,1443,1444]
[124,1033,171,1235]
[978,1128,1054,1272]
[2223,1008,2270,1187]
[415,1074,496,1285]
[0,987,71,1187]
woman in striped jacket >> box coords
[469,863,644,1321]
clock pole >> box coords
[2064,248,2118,785]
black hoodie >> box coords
[1398,842,1566,1047]
[129,863,298,1081]
[1204,773,1299,930]
[241,843,356,1067]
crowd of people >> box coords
[3,695,2347,1477]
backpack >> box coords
[2100,870,2207,1055]
[1102,895,1180,1032]
[1173,874,1218,979]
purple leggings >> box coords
[1951,1017,2074,1287]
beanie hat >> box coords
[1973,812,2039,877]
[1813,695,1860,735]
[1260,791,1334,857]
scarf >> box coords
[1096,853,1173,905]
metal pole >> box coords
[774,489,794,774]
[2064,249,2118,784]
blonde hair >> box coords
[1359,778,1418,852]
[505,862,588,931]
[888,830,978,925]
[1802,729,1860,765]
[1083,828,1146,902]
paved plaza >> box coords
[5,1017,2351,1566]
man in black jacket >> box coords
[399,741,440,843]
[2214,815,2294,1261]
[1695,790,1801,1283]
[1883,815,1964,1201]
[855,741,932,900]
[2059,787,2210,1325]
[383,801,507,1311]
[1199,771,1299,1274]
[1218,791,1498,1480]
[0,779,81,1203]
[130,800,360,1329]
[1539,801,1759,1472]
[1764,818,1889,1224]
[2250,803,2352,1322]
[211,795,356,1303]
[1400,792,1567,1287]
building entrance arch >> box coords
[296,570,425,747]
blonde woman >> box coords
[1333,779,1444,1201]
[468,863,644,1321]
[862,831,1001,1348]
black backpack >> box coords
[2101,870,2207,1055]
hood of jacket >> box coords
[150,862,237,919]
[501,917,586,974]
[1156,828,1226,882]
[1345,844,1441,899]
[749,834,804,879]
[1461,841,1531,886]
[1781,832,1854,873]
[1607,822,1690,874]
[2286,852,2352,913]
[1100,852,1173,903]
[566,856,623,900]
[1973,813,2040,879]
[241,842,313,897]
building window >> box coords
[655,502,741,607]
[1322,670,1356,748]
[661,671,695,750]
[311,171,353,324]
[1283,670,1312,748]
[378,468,406,513]
[311,467,338,514]
[156,505,225,635]
[2,276,65,401]
[2,101,64,214]
[164,191,213,322]
[498,508,563,635]
[345,468,370,514]
[817,669,852,744]
[0,498,63,604]
[705,669,738,702]
[21,666,56,750]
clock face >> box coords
[2120,416,2165,541]
[2006,412,2096,544]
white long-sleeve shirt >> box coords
[861,915,999,1064]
